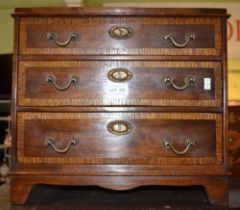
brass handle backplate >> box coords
[163,138,195,155]
[162,75,195,91]
[109,26,134,39]
[107,121,132,135]
[45,136,78,154]
[46,75,78,91]
[163,33,195,48]
[47,32,79,47]
[107,68,132,83]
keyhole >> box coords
[117,71,121,79]
[117,123,121,131]
[119,28,126,36]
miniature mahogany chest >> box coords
[11,7,229,205]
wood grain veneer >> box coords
[18,61,222,107]
[19,17,221,56]
[17,112,222,165]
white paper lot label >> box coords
[204,78,211,90]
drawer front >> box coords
[19,17,222,56]
[18,61,222,107]
[17,112,222,165]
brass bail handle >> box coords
[45,136,78,154]
[46,75,78,91]
[163,138,195,155]
[47,32,79,47]
[162,75,195,91]
[163,33,195,48]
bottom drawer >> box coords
[17,112,222,165]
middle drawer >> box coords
[18,61,222,107]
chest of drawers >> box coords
[11,7,229,206]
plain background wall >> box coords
[0,0,65,53]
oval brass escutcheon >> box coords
[107,68,132,83]
[107,121,132,135]
[108,26,134,39]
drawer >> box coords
[19,17,222,56]
[18,61,222,107]
[17,112,222,165]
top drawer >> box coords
[19,17,222,56]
